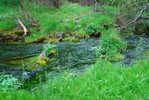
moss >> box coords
[124,32,134,35]
[7,30,25,36]
[62,36,79,42]
[36,57,48,66]
[107,52,124,61]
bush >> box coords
[0,0,21,7]
[0,75,22,92]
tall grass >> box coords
[99,29,126,61]
[0,2,117,42]
[0,6,17,31]
[26,3,117,42]
[24,3,93,42]
[0,58,149,100]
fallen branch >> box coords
[120,3,149,29]
[38,50,46,59]
[138,16,149,20]
[134,3,149,22]
[18,19,27,36]
[19,3,40,27]
[94,0,115,15]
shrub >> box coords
[0,75,22,92]
[0,0,21,7]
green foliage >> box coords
[1,58,149,99]
[63,36,79,42]
[82,13,114,35]
[43,43,57,52]
[59,3,91,13]
[99,29,126,61]
[0,2,118,42]
[0,2,148,99]
[0,18,16,31]
[112,0,149,34]
[23,3,92,41]
[0,75,22,92]
[44,43,57,57]
[0,0,21,7]
[0,6,17,31]
[33,43,57,66]
[97,0,148,6]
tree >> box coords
[79,0,94,6]
[42,0,61,8]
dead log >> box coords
[138,16,149,20]
[93,0,115,15]
[120,2,149,29]
[19,3,40,28]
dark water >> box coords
[0,35,149,86]
[0,39,100,77]
[0,43,43,60]
[122,35,149,64]
[0,43,44,76]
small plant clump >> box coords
[0,75,22,92]
[36,43,57,65]
[99,29,126,61]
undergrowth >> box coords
[0,2,148,100]
[99,29,126,61]
[0,58,148,100]
[0,3,117,42]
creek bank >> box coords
[0,35,149,75]
[0,38,100,77]
[0,35,149,89]
[0,29,101,43]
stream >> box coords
[0,35,149,89]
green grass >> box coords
[24,3,92,42]
[24,3,117,42]
[0,6,17,31]
[99,29,126,61]
[1,3,148,100]
[0,3,117,42]
[0,58,149,100]
[0,0,21,7]
[0,2,148,100]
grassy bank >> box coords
[0,1,148,100]
[0,58,149,100]
[0,3,117,42]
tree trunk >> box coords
[42,0,61,8]
[80,0,93,6]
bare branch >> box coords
[139,16,149,20]
[94,0,114,15]
[120,2,149,29]
[18,19,27,36]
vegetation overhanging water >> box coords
[0,0,149,99]
[0,35,149,89]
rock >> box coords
[36,51,48,65]
[55,32,65,38]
